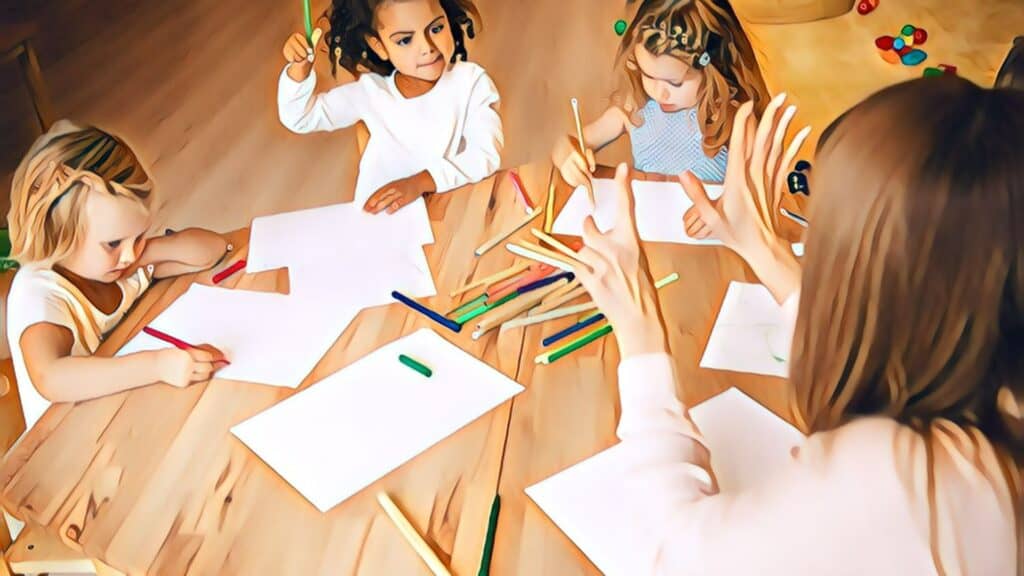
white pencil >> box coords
[474,208,543,256]
[505,243,574,272]
[499,301,594,331]
[377,492,451,576]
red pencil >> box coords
[509,171,535,212]
[212,259,247,284]
[142,326,231,365]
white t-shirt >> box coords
[277,60,504,201]
[6,263,153,432]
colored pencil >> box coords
[377,492,451,576]
[535,323,614,365]
[474,208,542,256]
[570,97,595,207]
[450,262,530,297]
[530,228,582,263]
[509,171,535,212]
[392,291,462,333]
[477,494,501,576]
[473,280,568,339]
[303,0,313,43]
[212,259,246,284]
[447,293,487,316]
[505,243,573,272]
[543,172,556,234]
[456,292,517,325]
[541,312,604,346]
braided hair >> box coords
[325,0,480,77]
[618,0,769,156]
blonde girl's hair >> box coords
[7,120,153,266]
[617,0,770,156]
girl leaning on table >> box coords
[571,76,1021,574]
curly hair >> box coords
[325,0,480,77]
[618,0,769,156]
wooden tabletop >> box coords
[0,163,805,575]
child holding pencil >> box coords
[552,0,770,189]
[278,0,504,214]
[5,121,230,438]
[570,78,1021,573]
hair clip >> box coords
[697,52,711,67]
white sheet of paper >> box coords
[700,282,791,378]
[117,284,357,389]
[526,387,804,576]
[247,201,436,305]
[552,179,725,245]
[231,328,524,512]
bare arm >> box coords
[22,323,162,402]
[135,228,230,279]
[552,105,630,190]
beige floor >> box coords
[1,0,1021,233]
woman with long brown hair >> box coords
[571,76,1021,573]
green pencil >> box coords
[455,292,517,324]
[537,323,614,364]
[398,354,432,378]
[448,293,487,317]
[477,494,501,576]
[303,0,313,43]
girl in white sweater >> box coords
[571,77,1021,574]
[277,0,503,214]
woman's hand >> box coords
[680,93,811,253]
[571,163,667,359]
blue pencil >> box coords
[542,313,605,347]
[391,291,462,333]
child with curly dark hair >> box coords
[278,0,503,215]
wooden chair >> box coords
[0,21,55,132]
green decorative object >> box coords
[614,19,627,36]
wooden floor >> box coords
[2,0,1021,232]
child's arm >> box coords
[134,228,231,280]
[278,29,365,134]
[552,105,630,189]
[19,322,223,403]
[363,69,504,214]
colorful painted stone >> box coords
[938,63,957,74]
[901,49,928,66]
[893,37,906,50]
[913,28,928,44]
[879,48,901,64]
[923,67,943,77]
[875,35,894,50]
[857,0,879,15]
[901,24,916,36]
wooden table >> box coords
[0,163,805,575]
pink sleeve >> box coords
[614,353,860,574]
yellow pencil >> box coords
[543,168,557,234]
[531,228,582,263]
[377,492,451,576]
[570,97,595,207]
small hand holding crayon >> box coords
[364,171,435,214]
[570,163,667,359]
[282,27,324,82]
[551,134,596,197]
[156,344,228,389]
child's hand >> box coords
[364,171,435,214]
[552,135,596,192]
[156,345,228,388]
[283,27,323,82]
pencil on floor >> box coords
[392,291,463,333]
[531,285,588,316]
[541,312,605,347]
[473,280,569,340]
[499,302,593,332]
[376,492,452,576]
[447,293,487,317]
[516,241,577,269]
[509,171,535,212]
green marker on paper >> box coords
[399,354,432,378]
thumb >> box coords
[586,149,596,172]
[678,171,717,222]
[612,162,637,231]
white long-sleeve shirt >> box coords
[277,61,503,201]
[615,352,1017,574]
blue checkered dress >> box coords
[628,99,728,182]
